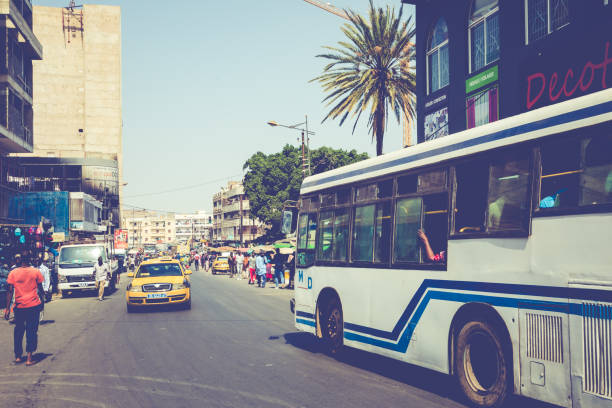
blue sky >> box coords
[34,0,415,213]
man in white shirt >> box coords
[235,253,244,280]
[93,256,109,301]
[38,259,51,302]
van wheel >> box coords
[455,319,511,408]
[322,299,343,354]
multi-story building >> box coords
[175,211,213,244]
[0,0,42,222]
[404,0,611,143]
[9,4,122,227]
[121,209,175,247]
[212,181,263,244]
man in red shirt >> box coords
[4,254,44,366]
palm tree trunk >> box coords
[374,104,385,156]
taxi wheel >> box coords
[212,270,216,275]
[60,290,70,298]
[126,304,136,313]
[183,298,191,310]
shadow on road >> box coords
[31,352,52,364]
[283,332,558,408]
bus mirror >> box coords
[281,211,293,234]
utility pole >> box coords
[239,194,243,245]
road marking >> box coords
[0,391,107,407]
[0,373,296,407]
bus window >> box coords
[356,184,377,202]
[297,214,309,249]
[352,205,375,261]
[539,137,580,208]
[419,169,447,192]
[580,134,612,206]
[487,153,530,231]
[337,189,351,205]
[321,193,335,208]
[297,213,317,267]
[398,174,418,195]
[394,198,422,263]
[374,202,392,263]
[423,193,448,260]
[317,211,333,261]
[333,209,349,261]
[377,179,393,198]
[454,161,488,233]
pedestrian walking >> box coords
[200,253,205,270]
[228,253,235,278]
[194,253,200,271]
[38,258,51,303]
[256,252,266,288]
[273,250,285,289]
[248,254,256,284]
[4,253,44,366]
[205,255,210,272]
[242,254,249,280]
[286,251,295,289]
[93,256,109,301]
[235,252,244,280]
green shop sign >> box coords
[466,65,498,94]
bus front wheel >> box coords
[455,319,510,408]
[322,299,343,354]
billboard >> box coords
[114,229,128,249]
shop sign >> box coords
[424,93,447,109]
[466,65,498,94]
[526,41,611,110]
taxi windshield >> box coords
[216,257,228,262]
[136,263,182,277]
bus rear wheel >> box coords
[455,319,510,408]
[322,299,343,354]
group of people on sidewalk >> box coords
[193,249,295,289]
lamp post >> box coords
[267,115,315,176]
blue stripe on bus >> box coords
[343,290,593,352]
[296,318,316,327]
[302,100,612,190]
[296,311,315,319]
[343,280,612,341]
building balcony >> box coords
[0,87,32,153]
[0,0,43,60]
[223,201,249,213]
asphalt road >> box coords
[0,269,555,408]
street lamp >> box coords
[267,115,315,176]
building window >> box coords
[466,86,498,129]
[525,0,569,44]
[427,17,449,94]
[469,0,499,72]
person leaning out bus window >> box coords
[417,229,445,263]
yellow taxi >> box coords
[126,257,192,312]
[212,256,230,275]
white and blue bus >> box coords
[293,88,612,408]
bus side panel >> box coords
[294,267,317,334]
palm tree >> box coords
[312,1,416,156]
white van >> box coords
[57,243,118,297]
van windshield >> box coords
[60,246,106,264]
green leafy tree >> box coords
[312,0,416,156]
[243,145,368,234]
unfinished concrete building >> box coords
[12,3,123,226]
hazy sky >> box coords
[34,0,415,214]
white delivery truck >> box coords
[57,243,119,297]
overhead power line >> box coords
[123,174,243,198]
